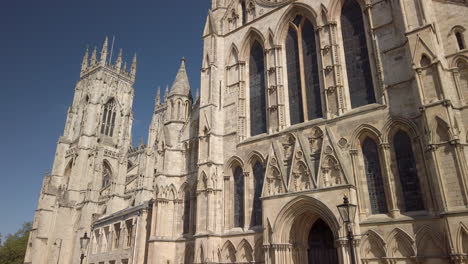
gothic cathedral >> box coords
[25,0,468,263]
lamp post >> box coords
[337,195,357,264]
[79,232,90,264]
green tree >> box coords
[0,222,32,264]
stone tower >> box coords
[24,38,137,264]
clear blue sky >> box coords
[0,0,211,237]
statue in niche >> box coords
[321,156,342,187]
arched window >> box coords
[249,41,267,136]
[362,138,388,214]
[183,189,191,234]
[233,167,245,227]
[393,131,424,211]
[102,162,112,189]
[458,60,468,103]
[101,99,117,137]
[341,0,376,108]
[286,15,322,125]
[251,162,264,226]
[456,31,465,50]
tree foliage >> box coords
[0,222,32,264]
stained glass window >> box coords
[183,189,191,234]
[234,167,245,227]
[393,131,424,211]
[285,16,322,125]
[252,162,264,226]
[341,0,376,108]
[362,138,388,214]
[456,32,465,50]
[249,41,267,136]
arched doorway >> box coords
[308,219,339,264]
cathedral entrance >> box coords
[307,219,339,264]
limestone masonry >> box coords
[25,0,468,263]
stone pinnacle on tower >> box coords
[164,85,169,102]
[90,46,97,65]
[156,87,161,106]
[100,36,108,65]
[116,49,123,70]
[81,48,89,73]
[131,53,137,79]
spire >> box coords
[169,57,191,97]
[156,87,161,106]
[90,47,97,65]
[116,49,123,70]
[81,48,89,73]
[131,53,137,79]
[100,37,108,65]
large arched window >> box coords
[362,138,388,214]
[393,131,424,211]
[102,162,112,189]
[249,41,267,136]
[341,0,376,108]
[251,162,264,226]
[101,99,117,137]
[286,15,322,125]
[233,167,245,227]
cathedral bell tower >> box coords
[25,37,137,264]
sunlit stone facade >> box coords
[26,0,468,263]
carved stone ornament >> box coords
[256,0,294,7]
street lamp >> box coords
[337,195,357,264]
[79,232,90,264]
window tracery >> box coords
[285,15,322,125]
[101,99,117,137]
[341,0,376,108]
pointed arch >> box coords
[167,184,177,200]
[249,39,267,136]
[416,225,447,258]
[102,160,113,189]
[225,156,245,173]
[360,230,387,259]
[236,239,253,263]
[221,240,236,263]
[457,223,468,255]
[196,243,206,264]
[350,124,382,150]
[100,98,118,137]
[386,228,416,258]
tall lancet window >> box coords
[362,138,388,214]
[241,0,247,25]
[102,162,112,189]
[341,0,376,108]
[233,167,245,228]
[286,15,322,125]
[249,41,267,136]
[393,131,424,211]
[183,189,191,234]
[251,162,264,227]
[101,99,117,137]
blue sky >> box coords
[0,1,211,237]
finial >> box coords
[116,49,123,70]
[90,47,97,65]
[81,48,89,73]
[100,37,109,65]
[156,87,161,106]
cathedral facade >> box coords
[25,0,468,263]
